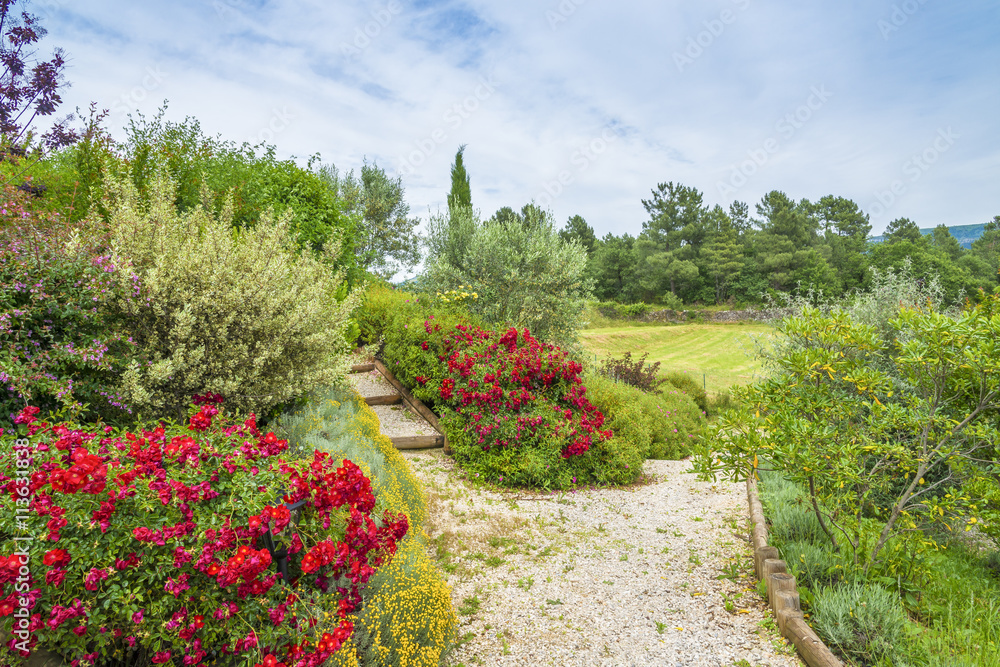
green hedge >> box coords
[583,372,704,460]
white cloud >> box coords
[34,0,1000,240]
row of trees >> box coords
[433,147,996,311]
[559,183,999,306]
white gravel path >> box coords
[401,451,805,667]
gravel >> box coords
[345,368,397,398]
[401,451,805,667]
[345,371,802,665]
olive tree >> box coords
[424,205,591,345]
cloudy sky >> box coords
[35,0,1000,239]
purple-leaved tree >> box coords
[0,0,78,153]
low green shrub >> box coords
[594,301,653,320]
[106,173,357,420]
[766,498,826,546]
[780,540,846,588]
[811,582,913,666]
[661,371,708,414]
[707,390,736,417]
[583,372,704,461]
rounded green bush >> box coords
[106,173,357,420]
[584,371,705,461]
[662,371,708,414]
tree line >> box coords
[557,182,999,306]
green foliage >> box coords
[593,300,653,320]
[582,371,704,460]
[447,145,472,212]
[697,304,1000,575]
[319,160,420,279]
[424,204,591,345]
[811,583,912,665]
[588,232,639,302]
[119,108,358,278]
[662,371,708,414]
[106,173,358,420]
[4,105,117,223]
[559,214,596,255]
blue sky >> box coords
[35,0,1000,239]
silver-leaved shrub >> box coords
[105,174,357,419]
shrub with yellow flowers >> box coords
[435,285,478,306]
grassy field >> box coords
[579,322,772,395]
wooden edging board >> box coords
[746,476,844,667]
[392,435,445,449]
[372,359,451,453]
[365,394,402,406]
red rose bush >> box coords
[0,402,407,666]
[382,306,643,489]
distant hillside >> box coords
[870,223,986,249]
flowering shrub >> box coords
[104,173,357,420]
[0,401,407,665]
[434,285,477,305]
[377,300,625,488]
[0,186,134,424]
[274,385,456,667]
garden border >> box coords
[746,475,844,667]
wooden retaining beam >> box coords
[746,476,844,667]
[365,394,402,406]
[391,435,445,449]
[373,359,451,453]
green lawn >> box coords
[579,322,772,395]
